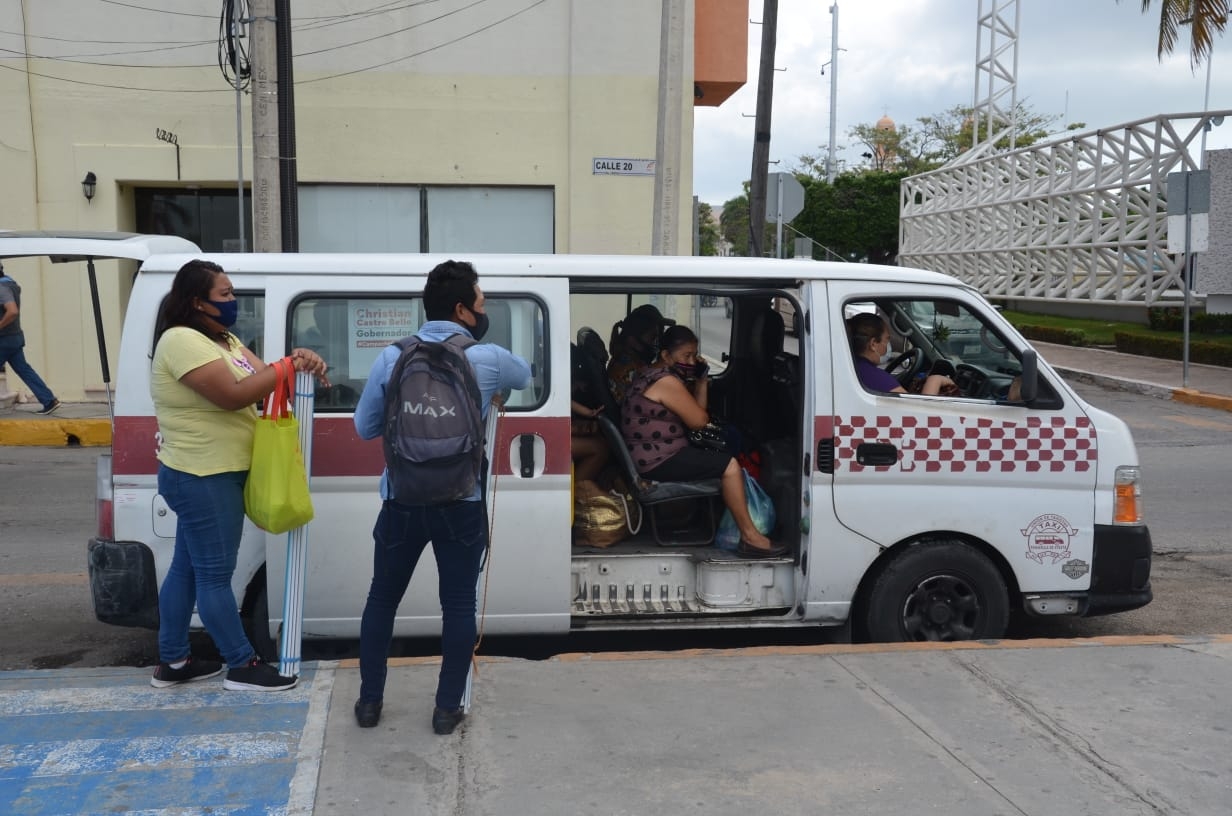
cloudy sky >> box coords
[693,0,1232,205]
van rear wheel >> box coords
[242,583,278,662]
[861,541,1009,643]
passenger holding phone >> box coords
[620,325,787,559]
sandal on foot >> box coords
[736,540,788,559]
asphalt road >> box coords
[0,380,1229,671]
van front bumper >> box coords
[87,538,160,629]
[1085,524,1153,615]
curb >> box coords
[1054,366,1232,413]
[1171,388,1232,412]
[0,417,111,447]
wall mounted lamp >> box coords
[81,172,97,203]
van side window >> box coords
[846,297,1033,401]
[290,295,547,412]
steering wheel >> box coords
[954,364,991,398]
[884,348,925,386]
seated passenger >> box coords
[570,345,610,482]
[847,313,955,395]
[607,304,672,406]
[620,325,787,559]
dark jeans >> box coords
[358,498,488,710]
[0,334,56,408]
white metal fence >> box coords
[899,111,1232,306]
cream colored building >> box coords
[0,0,745,401]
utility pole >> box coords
[276,0,298,252]
[747,0,779,258]
[826,4,839,183]
[250,0,280,252]
[652,0,686,255]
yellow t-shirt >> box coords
[151,326,259,476]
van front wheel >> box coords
[861,541,1009,643]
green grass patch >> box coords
[998,309,1232,367]
[998,310,1142,346]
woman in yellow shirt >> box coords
[149,259,327,692]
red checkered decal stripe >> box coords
[833,414,1096,473]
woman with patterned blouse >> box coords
[620,325,786,559]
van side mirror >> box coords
[1019,349,1039,404]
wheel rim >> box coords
[899,574,983,641]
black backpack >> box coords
[382,333,483,505]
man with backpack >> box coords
[351,260,531,735]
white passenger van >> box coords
[1,233,1152,650]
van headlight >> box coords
[1113,466,1143,525]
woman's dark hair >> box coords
[846,312,887,355]
[423,260,479,321]
[153,259,228,351]
[658,324,698,358]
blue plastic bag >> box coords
[714,468,776,550]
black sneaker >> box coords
[354,698,383,728]
[150,656,224,688]
[432,706,465,735]
[223,657,298,692]
[35,399,61,416]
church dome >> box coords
[876,114,896,131]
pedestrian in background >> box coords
[352,260,531,735]
[0,262,61,414]
[149,259,328,692]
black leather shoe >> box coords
[432,706,465,735]
[354,698,382,728]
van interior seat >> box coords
[596,414,720,547]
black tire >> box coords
[860,541,1009,643]
[242,582,279,662]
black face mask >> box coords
[467,309,489,341]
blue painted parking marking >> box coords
[0,666,328,816]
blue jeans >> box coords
[0,334,56,408]
[358,499,488,710]
[157,465,255,669]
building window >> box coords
[135,188,252,252]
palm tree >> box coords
[1131,0,1229,67]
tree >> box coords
[718,184,774,257]
[836,104,1077,175]
[792,171,908,264]
[697,201,721,256]
[1128,0,1229,67]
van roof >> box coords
[0,231,201,262]
[137,251,963,286]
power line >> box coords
[294,0,492,60]
[0,0,549,93]
[301,0,548,83]
[219,0,251,91]
[0,28,205,45]
[0,45,214,68]
[95,0,215,18]
[0,61,228,93]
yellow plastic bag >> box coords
[244,360,314,534]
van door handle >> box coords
[518,434,536,478]
[856,442,898,467]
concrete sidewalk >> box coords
[2,636,1230,814]
[4,343,1230,446]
